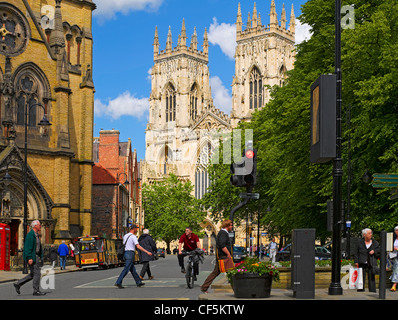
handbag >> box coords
[370,255,380,275]
[117,234,132,261]
[389,251,397,259]
[349,267,363,290]
[216,246,234,273]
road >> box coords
[0,254,218,300]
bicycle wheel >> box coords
[186,263,194,288]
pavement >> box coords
[2,264,398,300]
[0,264,81,284]
[197,274,398,301]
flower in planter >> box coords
[226,257,280,283]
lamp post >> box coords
[116,172,129,238]
[22,102,51,273]
[329,0,343,295]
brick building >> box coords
[92,129,141,239]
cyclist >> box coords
[178,227,201,279]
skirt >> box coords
[390,258,398,283]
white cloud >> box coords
[209,76,232,114]
[94,91,149,120]
[295,19,312,44]
[208,17,236,60]
[93,0,164,21]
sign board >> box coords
[310,74,337,163]
[372,183,398,188]
[239,192,260,199]
[373,174,398,179]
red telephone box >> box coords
[0,223,11,271]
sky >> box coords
[91,0,311,161]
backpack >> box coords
[117,234,132,261]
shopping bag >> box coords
[349,267,363,289]
[218,257,234,273]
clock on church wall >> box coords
[0,3,31,57]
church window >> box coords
[16,75,40,127]
[249,67,263,109]
[165,84,176,122]
[189,84,198,121]
[195,141,213,199]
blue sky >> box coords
[92,0,310,161]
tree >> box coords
[202,0,398,241]
[142,174,207,252]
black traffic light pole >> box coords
[229,186,253,244]
[329,0,343,295]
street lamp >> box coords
[329,0,343,295]
[116,172,130,238]
[22,102,51,273]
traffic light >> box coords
[230,160,245,187]
[230,147,257,188]
[243,147,257,187]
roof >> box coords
[92,163,116,184]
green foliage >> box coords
[142,174,207,249]
[202,0,398,240]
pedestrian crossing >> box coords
[74,271,211,289]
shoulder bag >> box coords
[216,245,234,272]
[117,234,132,261]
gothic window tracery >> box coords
[195,141,213,199]
[165,84,176,122]
[249,66,263,110]
[15,74,42,127]
[189,83,198,121]
[0,4,30,57]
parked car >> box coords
[157,248,166,258]
[276,244,332,262]
[276,244,292,262]
[315,245,332,260]
[233,246,247,263]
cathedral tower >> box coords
[149,20,213,131]
[231,1,296,126]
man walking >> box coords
[115,225,153,289]
[13,220,46,296]
[58,240,69,270]
[138,229,157,280]
[201,219,233,293]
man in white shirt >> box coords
[115,225,153,289]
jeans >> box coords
[59,256,67,269]
[116,251,142,285]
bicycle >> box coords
[182,248,204,289]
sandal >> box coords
[390,286,396,292]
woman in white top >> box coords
[390,226,398,291]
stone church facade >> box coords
[0,0,95,252]
[141,1,295,249]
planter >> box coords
[232,273,273,298]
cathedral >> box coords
[141,1,296,248]
[0,0,95,253]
